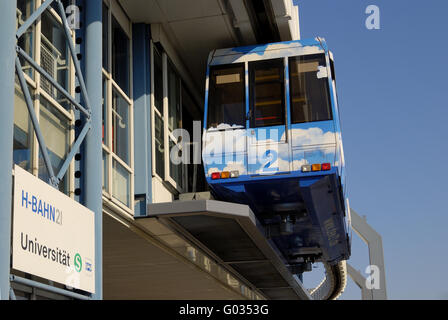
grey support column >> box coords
[347,263,372,300]
[133,23,152,216]
[84,0,103,300]
[350,208,387,300]
[0,0,17,301]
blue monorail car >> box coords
[202,38,351,271]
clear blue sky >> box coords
[296,0,448,299]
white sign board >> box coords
[12,165,95,294]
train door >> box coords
[246,58,291,175]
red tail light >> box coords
[322,163,331,171]
[211,172,221,180]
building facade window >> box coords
[153,46,165,178]
[182,87,207,193]
[14,0,75,195]
[38,97,71,193]
[17,0,35,78]
[150,42,186,193]
[102,0,133,211]
[13,78,33,172]
[40,9,70,109]
[166,59,183,190]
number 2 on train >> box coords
[261,149,278,173]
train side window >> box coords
[207,64,245,129]
[289,54,333,124]
[330,57,336,83]
[249,59,285,128]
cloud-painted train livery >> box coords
[202,38,351,273]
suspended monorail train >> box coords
[202,38,351,273]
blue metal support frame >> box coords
[55,0,93,114]
[15,0,92,188]
[57,121,91,182]
[0,0,17,301]
[83,0,103,300]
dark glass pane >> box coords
[182,87,207,193]
[62,0,73,8]
[111,16,129,95]
[16,0,35,78]
[51,0,73,12]
[330,58,336,83]
[289,54,332,124]
[207,64,245,129]
[154,113,165,177]
[168,61,181,131]
[102,3,109,71]
[250,59,285,127]
[102,77,107,144]
[13,78,33,172]
[103,150,108,192]
[153,47,163,115]
[112,89,130,164]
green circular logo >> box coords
[74,253,82,273]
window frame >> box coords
[150,41,185,194]
[288,53,334,125]
[206,63,246,130]
[248,58,286,129]
[102,0,134,213]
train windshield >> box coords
[249,59,285,128]
[289,54,333,124]
[207,64,245,129]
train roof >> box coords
[208,37,330,66]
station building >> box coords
[0,0,302,300]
